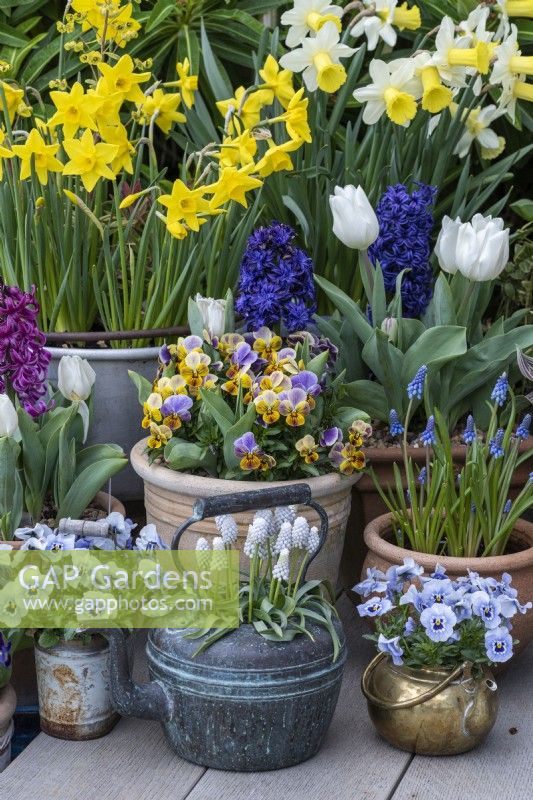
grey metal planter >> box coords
[46,346,159,500]
[99,484,347,771]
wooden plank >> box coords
[183,595,411,800]
[0,718,205,800]
[391,644,533,800]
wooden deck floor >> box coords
[1,596,531,800]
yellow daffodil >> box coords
[141,392,163,428]
[87,83,124,138]
[0,130,13,179]
[97,54,151,104]
[0,81,24,123]
[62,129,119,192]
[259,55,295,109]
[295,434,319,464]
[254,390,281,425]
[101,125,135,174]
[138,89,186,134]
[207,165,262,210]
[218,131,257,169]
[48,82,98,138]
[12,128,63,185]
[179,351,211,388]
[216,86,271,133]
[273,88,312,143]
[72,0,140,47]
[174,59,198,108]
[147,423,172,449]
[255,138,302,177]
[158,179,211,232]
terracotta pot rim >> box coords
[364,511,533,572]
[130,438,362,495]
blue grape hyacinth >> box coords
[491,373,509,407]
[462,415,476,445]
[389,409,404,436]
[407,365,427,400]
[420,415,436,447]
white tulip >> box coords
[435,214,510,282]
[57,355,96,402]
[329,185,379,250]
[194,294,226,338]
[0,394,19,438]
[381,317,398,343]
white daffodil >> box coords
[279,22,356,93]
[430,15,490,87]
[491,24,533,89]
[453,104,506,159]
[350,0,421,51]
[353,58,419,126]
[280,0,344,49]
[496,1,533,40]
[457,6,492,44]
[399,51,454,114]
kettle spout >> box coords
[93,629,173,722]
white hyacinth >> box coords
[307,526,320,555]
[274,505,298,529]
[292,516,310,549]
[273,521,293,555]
[272,548,290,581]
[215,514,238,546]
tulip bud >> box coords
[194,294,226,339]
[329,185,379,250]
[435,213,509,281]
[57,355,96,402]
[0,394,19,438]
[381,316,398,342]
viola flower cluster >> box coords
[355,559,531,668]
[0,284,51,416]
[368,183,437,318]
[235,223,317,333]
[139,324,369,481]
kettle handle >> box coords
[170,484,329,583]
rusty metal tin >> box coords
[34,636,119,740]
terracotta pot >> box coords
[363,512,533,653]
[0,684,16,772]
[356,437,533,526]
[131,439,361,588]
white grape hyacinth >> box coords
[280,0,344,49]
[274,521,293,555]
[307,525,321,555]
[212,535,226,568]
[274,505,297,528]
[253,508,275,535]
[292,516,310,549]
[273,548,291,581]
[280,22,356,94]
[215,514,238,546]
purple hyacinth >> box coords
[516,414,531,440]
[368,183,437,319]
[389,409,404,436]
[0,284,51,416]
[0,632,11,668]
[407,365,427,400]
[420,415,436,447]
[489,428,505,459]
[463,415,476,445]
[491,373,509,407]
[235,222,317,333]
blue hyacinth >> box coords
[407,365,427,400]
[462,415,476,445]
[389,409,404,436]
[516,414,531,440]
[368,183,437,319]
[235,222,316,332]
[491,373,509,407]
[489,429,505,459]
[420,415,436,447]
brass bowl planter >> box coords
[362,653,499,755]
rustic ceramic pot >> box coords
[0,684,16,772]
[363,512,533,652]
[34,635,119,740]
[362,653,498,755]
[131,438,361,587]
